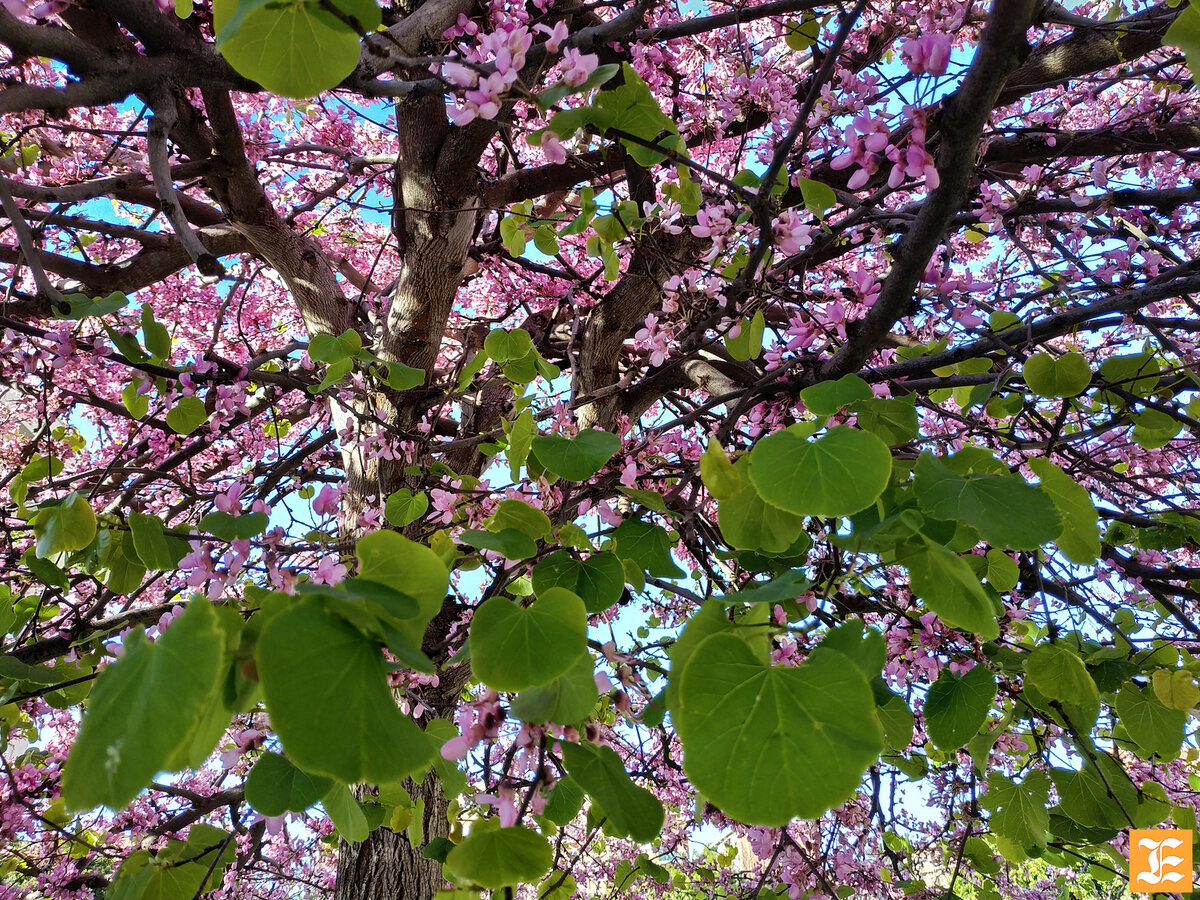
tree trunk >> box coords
[334,771,450,900]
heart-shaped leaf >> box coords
[747,426,892,518]
[531,551,626,614]
[560,741,663,841]
[470,588,587,691]
[245,752,333,816]
[530,430,621,481]
[675,633,883,825]
[444,820,553,889]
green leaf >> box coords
[166,396,209,435]
[747,426,892,518]
[59,290,128,319]
[796,176,836,217]
[323,783,370,842]
[376,361,425,391]
[506,410,534,481]
[384,489,430,528]
[214,0,368,98]
[675,634,882,825]
[906,538,999,640]
[924,665,995,749]
[256,599,435,783]
[718,457,807,554]
[543,776,585,826]
[716,569,811,605]
[981,771,1051,850]
[875,684,915,752]
[1051,754,1137,829]
[529,430,621,481]
[800,374,873,416]
[487,500,551,540]
[531,551,626,614]
[356,531,447,643]
[109,824,234,900]
[500,216,528,256]
[128,512,188,570]
[535,63,620,108]
[510,653,598,724]
[700,440,743,500]
[610,519,685,578]
[469,588,588,691]
[1116,682,1186,759]
[245,752,334,816]
[1025,644,1098,711]
[461,528,538,560]
[725,310,766,361]
[817,619,885,677]
[1166,3,1200,88]
[100,532,147,594]
[560,742,664,841]
[1153,667,1200,711]
[984,549,1019,593]
[62,601,225,810]
[139,307,171,361]
[21,454,64,482]
[1023,352,1091,398]
[198,511,268,542]
[913,452,1060,550]
[443,819,553,889]
[33,492,96,558]
[122,380,150,419]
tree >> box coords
[0,0,1199,896]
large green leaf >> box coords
[256,599,435,783]
[34,492,96,558]
[529,430,621,481]
[560,742,663,841]
[924,665,995,749]
[443,820,553,889]
[666,601,770,716]
[470,588,587,691]
[913,453,1060,550]
[1025,644,1098,711]
[62,600,225,810]
[906,539,999,639]
[531,551,625,614]
[718,457,807,553]
[675,634,882,825]
[610,519,684,578]
[981,771,1051,850]
[1116,682,1186,759]
[1027,458,1099,564]
[747,426,892,518]
[214,0,374,98]
[510,653,598,724]
[462,528,538,560]
[355,531,447,642]
[245,752,334,816]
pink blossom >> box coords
[560,48,599,87]
[312,484,340,517]
[313,555,347,586]
[901,33,952,76]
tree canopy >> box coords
[1,0,1199,898]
